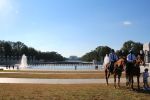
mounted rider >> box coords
[126,49,136,69]
[138,50,145,66]
[109,49,118,74]
[139,50,144,61]
[126,49,136,85]
[126,49,136,66]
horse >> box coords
[113,58,126,88]
[126,55,144,90]
[104,57,126,88]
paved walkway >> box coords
[0,78,126,84]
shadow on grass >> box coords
[120,85,150,95]
[134,88,150,94]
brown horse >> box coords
[126,55,144,90]
[113,58,126,88]
[105,58,126,88]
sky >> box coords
[0,0,150,57]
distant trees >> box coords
[120,40,143,56]
[81,46,112,62]
[81,50,98,62]
[81,40,143,62]
[0,40,144,63]
[0,40,65,62]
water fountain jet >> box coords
[19,54,28,68]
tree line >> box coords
[81,40,143,62]
[0,40,143,63]
[0,40,65,62]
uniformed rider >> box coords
[126,49,136,85]
[109,49,118,74]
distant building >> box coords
[66,56,81,62]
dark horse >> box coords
[105,58,126,88]
[126,55,144,90]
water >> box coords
[19,54,28,68]
[27,65,103,71]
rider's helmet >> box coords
[140,50,143,55]
[121,50,124,54]
[129,49,133,54]
[111,49,115,53]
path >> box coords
[0,78,125,84]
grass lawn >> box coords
[0,84,149,100]
[0,70,125,79]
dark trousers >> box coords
[126,62,134,76]
[109,61,115,73]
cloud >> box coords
[123,21,132,26]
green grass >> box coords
[0,84,149,100]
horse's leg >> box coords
[131,75,134,89]
[114,74,116,88]
[108,71,110,79]
[126,75,129,87]
[105,69,108,86]
[128,75,131,88]
[137,75,140,90]
[118,75,121,88]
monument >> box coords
[140,43,150,73]
[143,42,150,63]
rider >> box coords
[138,50,145,66]
[121,50,126,58]
[109,49,118,74]
[126,49,136,85]
[127,49,136,65]
[139,50,145,63]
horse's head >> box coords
[120,58,126,68]
[114,58,126,69]
[135,57,145,67]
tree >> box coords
[12,41,26,59]
[121,40,143,56]
[81,46,112,62]
[0,40,65,63]
[81,50,98,62]
[95,46,112,61]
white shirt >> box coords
[104,54,110,65]
[127,53,136,62]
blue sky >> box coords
[0,0,150,57]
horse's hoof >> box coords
[126,82,129,86]
[129,89,133,91]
